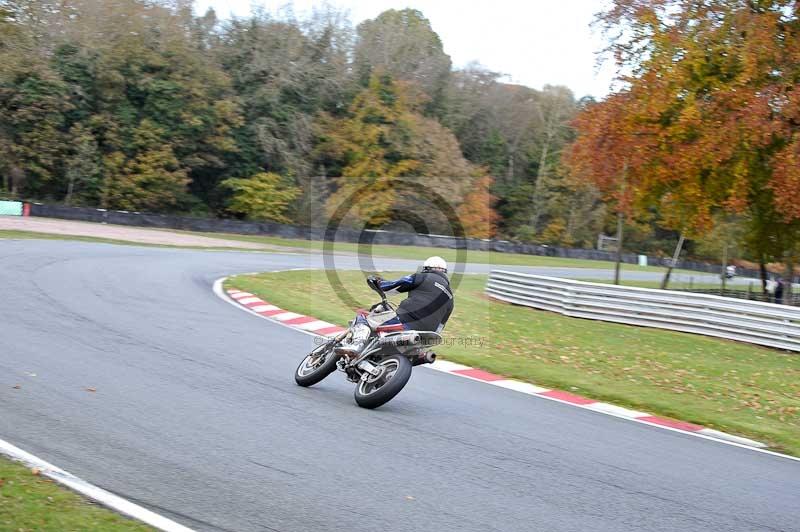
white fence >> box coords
[486,270,800,352]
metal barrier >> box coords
[486,270,800,352]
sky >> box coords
[194,0,618,99]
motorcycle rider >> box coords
[335,256,454,357]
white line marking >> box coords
[229,292,253,299]
[250,304,279,312]
[0,438,195,531]
[236,297,262,305]
[428,360,473,372]
[698,428,768,449]
[584,402,651,419]
[491,379,551,394]
[272,312,303,321]
[296,320,335,331]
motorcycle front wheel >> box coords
[353,355,412,409]
[295,343,340,387]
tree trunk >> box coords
[9,166,24,197]
[786,250,795,303]
[660,233,685,290]
[760,256,768,294]
[65,176,75,205]
[721,243,728,293]
[613,160,628,286]
[614,210,624,285]
[529,135,551,232]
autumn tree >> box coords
[319,73,493,233]
[589,0,800,288]
[457,175,498,238]
[318,74,420,226]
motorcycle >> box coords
[294,276,441,409]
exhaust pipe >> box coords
[378,332,420,347]
[413,351,436,366]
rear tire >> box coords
[295,344,340,387]
[353,355,412,409]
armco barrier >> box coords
[486,270,800,352]
[26,202,755,278]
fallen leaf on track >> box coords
[85,387,97,393]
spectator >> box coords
[775,277,785,305]
[766,278,777,300]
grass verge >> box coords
[0,456,152,531]
[226,269,800,456]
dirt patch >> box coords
[0,216,279,249]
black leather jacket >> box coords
[380,270,454,332]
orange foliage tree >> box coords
[457,175,499,238]
[568,0,800,283]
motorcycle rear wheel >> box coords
[295,344,340,387]
[353,355,412,409]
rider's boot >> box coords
[335,322,370,357]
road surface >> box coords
[0,240,797,531]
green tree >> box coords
[222,172,300,224]
[218,11,352,178]
[355,9,451,114]
[100,121,189,211]
[64,123,101,205]
[0,68,69,197]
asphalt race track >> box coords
[1,240,798,531]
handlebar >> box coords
[366,275,386,302]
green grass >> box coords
[0,456,153,531]
[226,269,800,456]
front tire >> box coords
[295,344,340,387]
[353,355,412,409]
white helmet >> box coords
[423,256,448,272]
